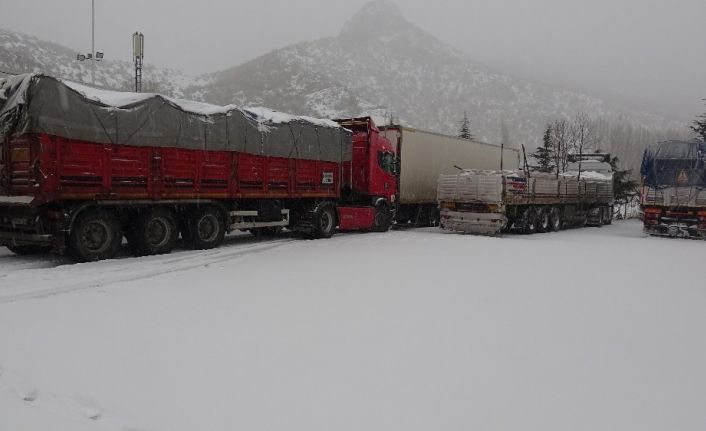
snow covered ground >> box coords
[1,220,705,431]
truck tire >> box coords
[604,206,613,225]
[372,204,392,232]
[537,208,550,233]
[182,206,226,250]
[522,208,538,234]
[312,204,337,238]
[131,208,178,256]
[68,209,123,262]
[7,245,52,256]
[549,207,562,232]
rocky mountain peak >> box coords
[339,0,409,41]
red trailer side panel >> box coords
[15,134,342,202]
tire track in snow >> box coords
[0,239,295,304]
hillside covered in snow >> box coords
[0,28,192,97]
[0,0,687,146]
[188,0,684,144]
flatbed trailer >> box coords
[0,74,397,261]
[437,169,613,235]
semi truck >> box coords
[437,156,614,235]
[380,125,519,225]
[0,74,397,261]
[640,140,706,238]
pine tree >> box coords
[609,155,638,203]
[530,124,555,173]
[691,100,706,141]
[458,111,473,140]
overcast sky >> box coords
[1,0,704,121]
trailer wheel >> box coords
[312,204,337,238]
[549,207,562,232]
[603,206,613,225]
[131,208,178,256]
[522,208,538,234]
[182,206,226,250]
[7,245,52,256]
[372,203,392,232]
[537,208,550,233]
[68,209,123,262]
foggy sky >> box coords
[1,0,704,122]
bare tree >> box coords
[550,118,571,177]
[570,112,600,179]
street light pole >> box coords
[75,0,103,80]
[91,0,95,85]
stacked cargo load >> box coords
[640,140,706,238]
[437,165,613,235]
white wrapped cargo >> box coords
[438,168,613,235]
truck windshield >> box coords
[378,151,396,175]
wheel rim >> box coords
[524,210,535,232]
[320,211,333,232]
[146,217,170,248]
[81,221,111,253]
[541,213,549,229]
[374,211,387,228]
[197,214,219,242]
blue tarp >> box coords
[640,140,706,187]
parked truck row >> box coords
[13,73,694,262]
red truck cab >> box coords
[336,117,397,231]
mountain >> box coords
[187,0,683,145]
[0,1,686,148]
[0,28,193,97]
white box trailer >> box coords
[381,125,519,225]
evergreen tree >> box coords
[691,100,706,141]
[530,124,555,173]
[458,111,473,140]
[609,155,638,203]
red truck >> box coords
[0,74,397,261]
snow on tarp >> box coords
[641,140,706,187]
[0,73,351,162]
